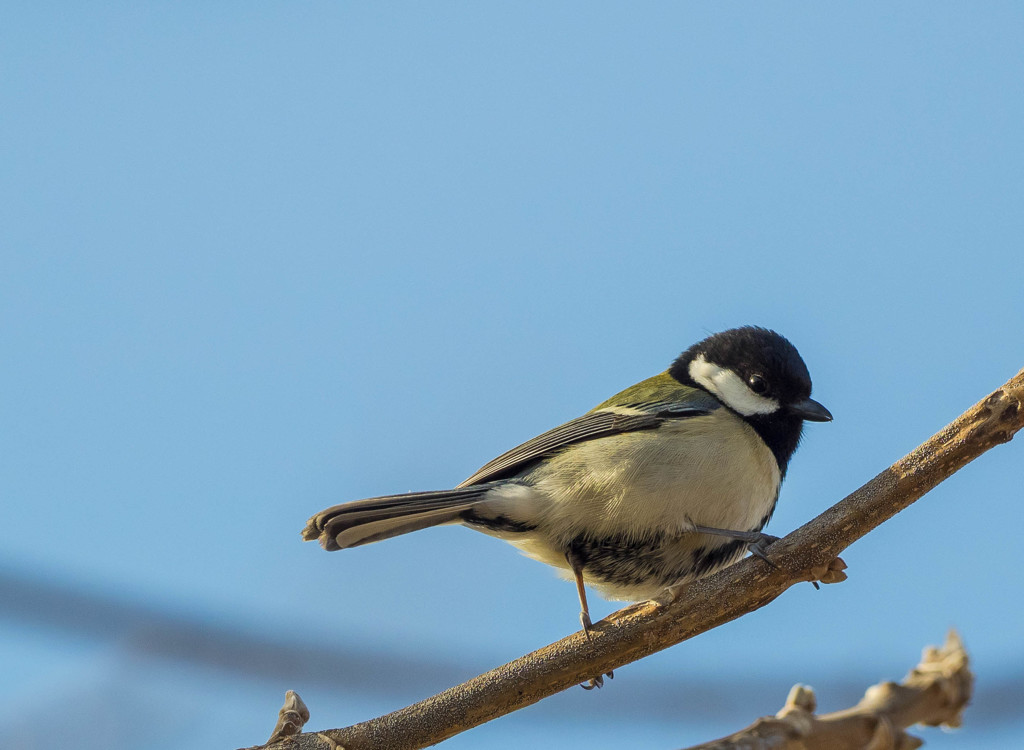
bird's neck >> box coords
[741,415,803,478]
[668,355,803,476]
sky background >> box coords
[2,4,1023,749]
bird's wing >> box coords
[306,399,712,551]
[458,396,717,487]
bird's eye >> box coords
[747,374,768,395]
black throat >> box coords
[738,413,804,478]
[668,358,805,477]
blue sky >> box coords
[2,4,1022,749]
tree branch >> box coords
[682,631,972,750]
[265,691,310,745]
[247,368,1023,750]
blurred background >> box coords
[2,4,1022,749]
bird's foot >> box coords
[580,610,594,641]
[746,532,781,569]
[654,581,689,605]
[693,525,780,569]
[577,611,614,689]
[580,670,614,690]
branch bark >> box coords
[247,368,1023,750]
[683,631,972,750]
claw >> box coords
[580,611,594,642]
[693,526,782,569]
[580,670,614,690]
[747,533,781,570]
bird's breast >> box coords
[525,409,782,541]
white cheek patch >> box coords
[688,354,780,417]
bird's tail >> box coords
[303,483,499,551]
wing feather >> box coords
[458,402,714,487]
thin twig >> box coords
[682,630,972,750]
[266,691,310,745]
[247,369,1023,750]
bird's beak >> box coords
[788,397,833,422]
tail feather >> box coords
[330,506,475,549]
[303,484,497,551]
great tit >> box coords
[305,327,831,639]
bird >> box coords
[304,326,831,653]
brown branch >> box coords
[266,691,310,745]
[246,368,1023,750]
[682,630,973,750]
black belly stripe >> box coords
[568,534,666,586]
[691,539,747,577]
[566,533,750,589]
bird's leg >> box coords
[692,526,847,591]
[566,550,614,690]
[691,525,780,568]
[567,550,595,639]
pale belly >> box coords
[473,411,782,600]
